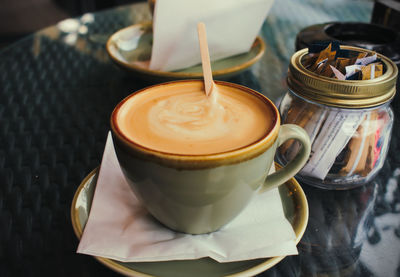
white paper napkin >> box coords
[149,0,275,71]
[77,132,297,262]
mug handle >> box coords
[259,124,311,193]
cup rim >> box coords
[111,80,280,168]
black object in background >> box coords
[371,0,400,31]
[295,22,400,67]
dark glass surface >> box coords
[1,1,399,276]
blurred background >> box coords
[0,0,399,49]
[0,0,142,48]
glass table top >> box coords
[1,1,399,276]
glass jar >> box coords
[277,46,398,189]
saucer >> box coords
[106,22,265,82]
[71,164,308,277]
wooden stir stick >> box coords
[197,22,215,97]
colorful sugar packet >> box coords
[303,41,384,80]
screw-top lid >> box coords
[287,45,398,108]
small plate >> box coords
[106,22,265,82]
[71,165,308,277]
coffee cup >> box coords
[111,80,310,234]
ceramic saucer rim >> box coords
[71,165,308,277]
[105,22,266,80]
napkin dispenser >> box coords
[149,0,274,71]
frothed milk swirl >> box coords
[116,82,274,155]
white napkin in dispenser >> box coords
[149,0,275,71]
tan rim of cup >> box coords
[110,80,280,169]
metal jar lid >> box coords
[287,45,398,108]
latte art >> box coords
[148,92,237,141]
[116,82,274,155]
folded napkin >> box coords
[77,132,297,262]
[149,0,275,71]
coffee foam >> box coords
[117,82,274,155]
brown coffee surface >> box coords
[116,82,274,155]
